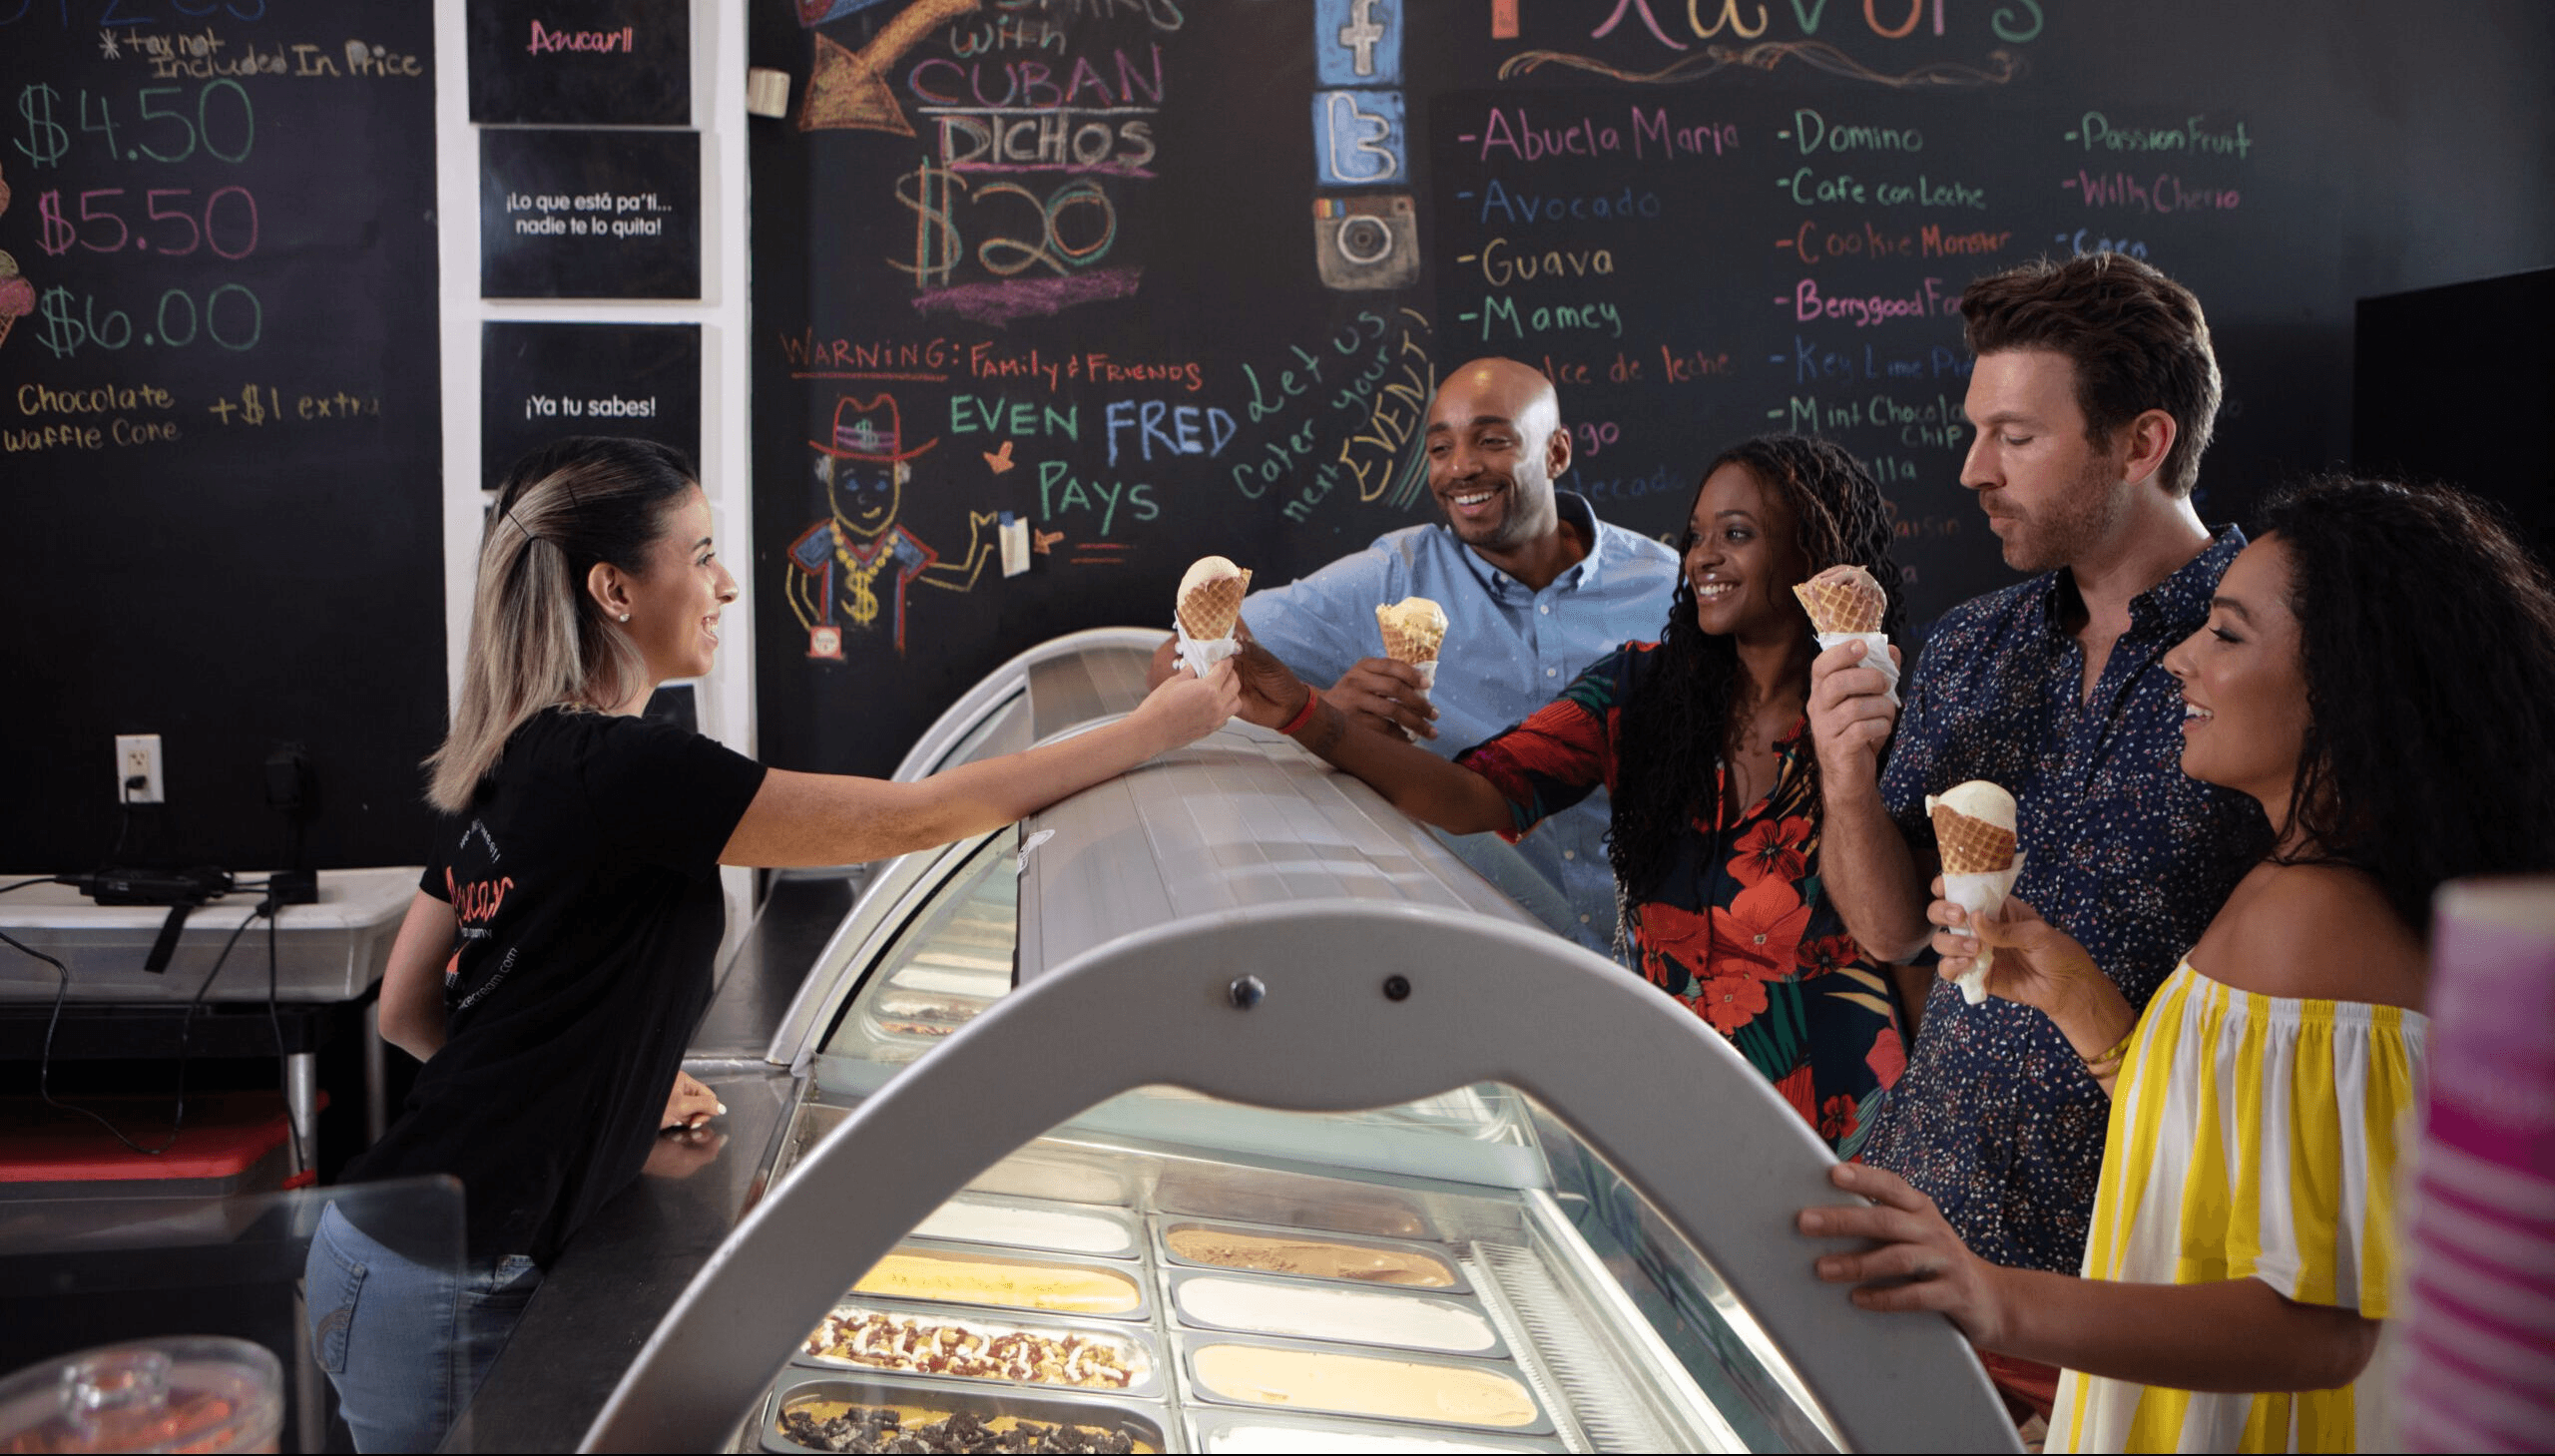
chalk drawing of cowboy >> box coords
[785,392,998,659]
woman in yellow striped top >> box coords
[1795,477,2555,1453]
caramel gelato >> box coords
[1191,1344,1538,1429]
[852,1249,1140,1316]
[1166,1228,1454,1288]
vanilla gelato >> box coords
[1177,1277,1494,1354]
[1191,1344,1538,1429]
[852,1248,1140,1316]
[1166,1228,1455,1288]
[914,1199,1134,1256]
[1928,779,2017,837]
[1178,555,1246,601]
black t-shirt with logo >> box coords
[343,708,766,1266]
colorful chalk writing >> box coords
[745,0,2408,806]
[7,0,445,874]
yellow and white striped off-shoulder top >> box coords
[2049,960,2427,1455]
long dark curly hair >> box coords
[1608,435,1904,906]
[2256,475,2555,929]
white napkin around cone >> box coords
[1820,630,1899,709]
[1942,851,2026,1006]
[1174,617,1241,677]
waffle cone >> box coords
[1375,610,1444,664]
[1932,805,2017,874]
[1792,570,1887,635]
[1176,569,1250,641]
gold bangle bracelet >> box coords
[2083,1026,2137,1071]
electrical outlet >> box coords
[115,733,164,805]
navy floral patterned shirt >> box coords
[1859,527,2271,1272]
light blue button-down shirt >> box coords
[1241,492,1681,952]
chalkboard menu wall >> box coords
[3,2,442,871]
[749,2,2553,783]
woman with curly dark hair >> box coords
[1800,475,2555,1453]
[1234,434,1911,1155]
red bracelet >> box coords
[1277,691,1321,737]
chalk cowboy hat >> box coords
[810,393,938,462]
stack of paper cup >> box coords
[2392,876,2555,1452]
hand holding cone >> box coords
[1794,563,1899,707]
[1926,780,2024,1005]
[1374,596,1446,693]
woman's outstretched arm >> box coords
[1230,642,1514,836]
[720,662,1240,867]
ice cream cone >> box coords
[1176,564,1249,641]
[1925,780,2023,1006]
[1931,804,2017,874]
[1791,564,1888,635]
[1374,597,1446,666]
[1173,556,1250,675]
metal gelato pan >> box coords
[1188,1409,1565,1455]
[1166,1269,1509,1361]
[848,1240,1152,1322]
[1178,1333,1555,1437]
[764,1375,1167,1455]
[794,1299,1163,1399]
[1154,1217,1472,1295]
[907,1194,1142,1259]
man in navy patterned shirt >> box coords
[1805,253,2270,1411]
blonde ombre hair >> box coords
[425,437,699,812]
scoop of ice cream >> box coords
[1791,563,1889,635]
[1927,778,2015,832]
[1179,555,1244,599]
[1375,596,1445,639]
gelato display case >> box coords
[887,628,1163,783]
[579,711,2016,1454]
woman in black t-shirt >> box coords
[309,437,1237,1452]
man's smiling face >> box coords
[1422,358,1569,555]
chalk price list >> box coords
[12,79,264,359]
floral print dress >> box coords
[1456,642,1905,1157]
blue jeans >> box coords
[304,1203,542,1453]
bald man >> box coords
[1163,357,1678,951]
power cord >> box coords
[0,878,281,1160]
[262,899,304,1179]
